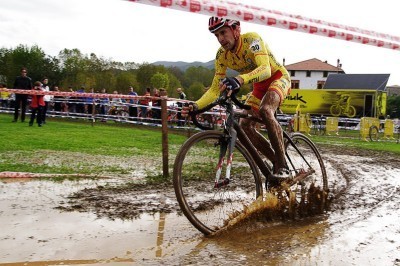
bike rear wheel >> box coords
[369,125,379,141]
[173,130,263,235]
[283,133,328,215]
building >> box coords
[386,85,400,96]
[284,58,344,89]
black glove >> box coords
[221,77,241,91]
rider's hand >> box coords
[181,102,198,117]
[220,77,242,96]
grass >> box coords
[0,113,188,176]
[309,130,400,154]
[1,113,399,178]
[0,114,186,156]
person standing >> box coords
[12,67,32,122]
[85,87,95,116]
[41,77,52,124]
[75,86,86,114]
[29,81,45,127]
[151,88,161,123]
[139,87,151,120]
[128,86,138,119]
[99,88,109,121]
[52,86,62,115]
[176,87,186,126]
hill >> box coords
[151,60,215,71]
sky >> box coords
[1,0,399,86]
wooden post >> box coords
[160,90,169,178]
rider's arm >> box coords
[238,33,272,85]
[196,51,227,109]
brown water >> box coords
[0,146,399,265]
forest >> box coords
[0,44,252,100]
[0,44,398,117]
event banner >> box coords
[280,89,386,118]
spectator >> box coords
[13,67,33,122]
[152,88,161,123]
[176,87,186,126]
[128,86,138,119]
[29,81,45,127]
[86,87,95,115]
[41,77,52,124]
[139,87,151,119]
[99,88,109,121]
[0,83,11,108]
[109,90,122,116]
[52,86,62,114]
[67,87,75,114]
[75,86,85,114]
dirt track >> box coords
[0,145,399,265]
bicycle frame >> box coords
[194,95,313,188]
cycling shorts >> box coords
[245,70,291,112]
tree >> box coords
[136,63,167,89]
[187,81,206,101]
[0,44,60,87]
[166,73,182,97]
[150,72,169,89]
[116,72,139,94]
[387,95,400,118]
[183,66,214,89]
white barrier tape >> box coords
[227,1,400,43]
[0,88,170,101]
[127,0,400,51]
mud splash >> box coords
[1,145,399,265]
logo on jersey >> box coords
[250,39,261,53]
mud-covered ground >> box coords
[0,145,399,265]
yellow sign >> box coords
[281,89,386,118]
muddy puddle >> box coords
[1,146,400,265]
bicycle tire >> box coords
[329,105,341,116]
[369,125,379,141]
[173,130,263,235]
[283,133,329,215]
[346,105,357,118]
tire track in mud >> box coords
[312,145,400,265]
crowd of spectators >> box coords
[0,71,188,126]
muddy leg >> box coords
[259,91,286,172]
[240,114,276,167]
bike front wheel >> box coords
[173,130,263,235]
[346,105,357,118]
[284,133,329,215]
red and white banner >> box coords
[127,0,400,51]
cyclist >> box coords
[183,17,292,181]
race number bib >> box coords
[250,39,261,53]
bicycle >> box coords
[173,92,328,235]
[329,96,356,118]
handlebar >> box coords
[190,91,251,130]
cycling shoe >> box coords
[271,168,291,180]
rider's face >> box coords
[214,26,236,51]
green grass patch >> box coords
[1,113,399,180]
[0,114,186,156]
[309,130,400,154]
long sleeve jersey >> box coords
[196,32,289,109]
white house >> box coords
[284,58,345,89]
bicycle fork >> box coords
[214,129,237,188]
